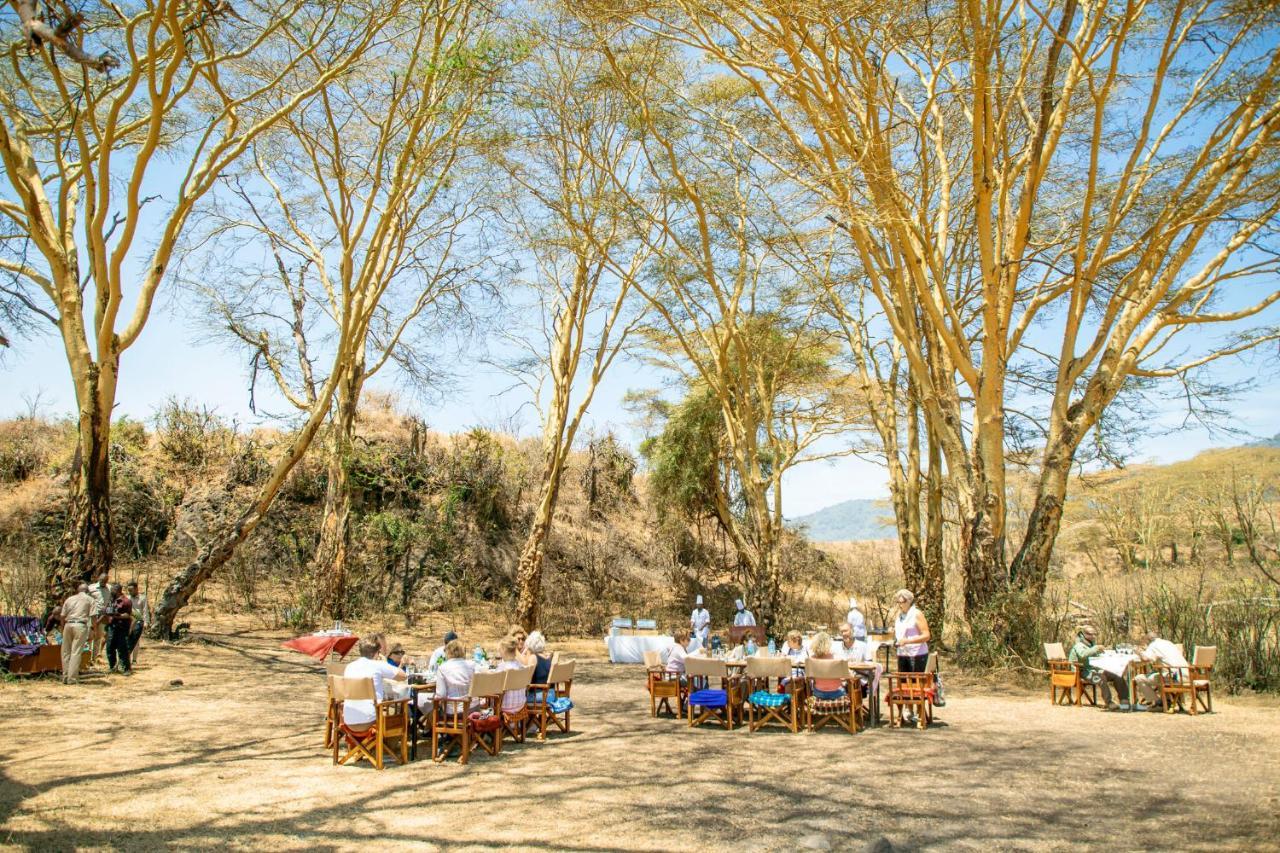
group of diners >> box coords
[1062,624,1203,712]
[333,625,571,764]
[659,588,937,727]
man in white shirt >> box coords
[1135,632,1189,708]
[690,595,710,649]
[342,635,407,727]
[426,630,459,671]
[732,599,756,627]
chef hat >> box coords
[734,599,744,609]
[695,594,703,605]
[848,596,859,610]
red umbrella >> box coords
[282,633,359,661]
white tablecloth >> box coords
[606,634,673,664]
[1090,652,1139,678]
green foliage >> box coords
[642,386,725,524]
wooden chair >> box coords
[529,659,576,741]
[467,669,507,758]
[432,681,476,765]
[1190,645,1216,714]
[685,656,735,730]
[643,649,665,701]
[885,671,934,729]
[1044,642,1096,707]
[323,662,349,748]
[804,658,862,734]
[500,665,536,743]
[649,666,686,719]
[745,656,800,733]
[329,676,410,769]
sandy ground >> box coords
[2,621,1279,852]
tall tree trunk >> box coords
[314,367,364,619]
[150,368,344,639]
[958,469,1006,621]
[515,445,566,631]
[47,360,116,606]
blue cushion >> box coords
[689,689,728,707]
[548,696,574,714]
[749,690,790,708]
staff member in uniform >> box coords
[689,595,710,649]
[733,599,756,627]
[58,583,95,684]
[845,597,866,634]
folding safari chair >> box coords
[329,676,410,769]
[467,669,507,758]
[529,659,575,741]
[804,658,861,734]
[685,656,735,730]
[745,656,800,734]
[885,671,934,730]
[500,665,536,743]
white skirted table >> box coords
[606,634,673,663]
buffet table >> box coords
[606,634,673,664]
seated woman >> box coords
[386,642,408,671]
[433,638,479,714]
[664,628,692,676]
[524,630,557,702]
[807,632,847,700]
[784,630,807,660]
[496,638,528,715]
[507,625,534,667]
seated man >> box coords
[1135,632,1189,708]
[1069,625,1130,711]
[342,634,408,729]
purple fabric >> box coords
[0,616,43,657]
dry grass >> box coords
[1,614,1278,851]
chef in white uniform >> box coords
[732,599,756,627]
[845,596,866,634]
[690,595,711,649]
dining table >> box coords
[1089,650,1145,709]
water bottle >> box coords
[473,645,484,665]
[746,637,757,656]
[768,638,777,656]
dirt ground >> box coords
[2,619,1279,852]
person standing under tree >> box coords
[88,572,111,665]
[105,583,134,675]
[689,595,711,649]
[126,580,150,662]
[58,583,95,684]
[733,599,756,627]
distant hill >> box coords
[790,498,897,542]
[1250,432,1280,449]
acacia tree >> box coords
[190,0,508,619]
[493,13,656,630]
[593,50,856,630]
[593,0,1280,648]
[0,0,393,594]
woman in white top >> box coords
[665,628,691,675]
[434,638,479,714]
[893,588,931,673]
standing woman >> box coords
[893,589,931,673]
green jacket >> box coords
[1069,637,1103,679]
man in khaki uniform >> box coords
[59,583,95,684]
